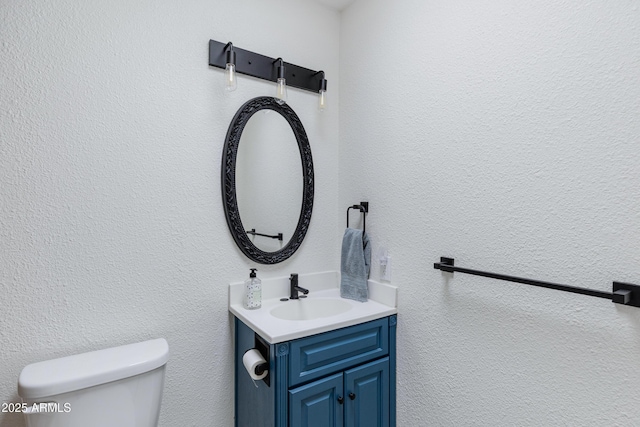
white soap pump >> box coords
[244,268,262,310]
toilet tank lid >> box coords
[18,338,169,399]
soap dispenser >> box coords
[244,268,262,310]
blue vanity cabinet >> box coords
[234,315,397,427]
[344,357,390,427]
[289,356,390,427]
[289,372,344,427]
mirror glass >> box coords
[221,96,314,264]
[236,112,302,252]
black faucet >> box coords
[289,274,309,300]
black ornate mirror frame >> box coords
[221,96,314,264]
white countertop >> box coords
[228,271,398,344]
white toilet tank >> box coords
[18,338,169,427]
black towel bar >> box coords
[434,257,640,308]
[246,229,283,241]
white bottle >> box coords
[244,268,262,310]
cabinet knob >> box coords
[337,396,344,404]
[349,392,356,400]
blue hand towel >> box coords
[340,228,371,302]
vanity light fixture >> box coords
[317,71,327,111]
[208,39,327,107]
[274,58,287,104]
[224,42,237,92]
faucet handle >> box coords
[289,273,300,299]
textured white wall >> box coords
[0,0,340,426]
[340,0,640,425]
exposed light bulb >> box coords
[225,63,237,92]
[275,58,287,104]
[224,43,237,92]
[317,72,327,112]
[318,89,327,111]
[276,77,287,104]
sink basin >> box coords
[270,298,352,321]
[229,272,398,343]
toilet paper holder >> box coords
[254,333,270,386]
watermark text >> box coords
[2,402,71,413]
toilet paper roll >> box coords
[242,349,268,381]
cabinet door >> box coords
[344,357,390,427]
[289,372,344,427]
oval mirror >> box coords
[221,96,314,264]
